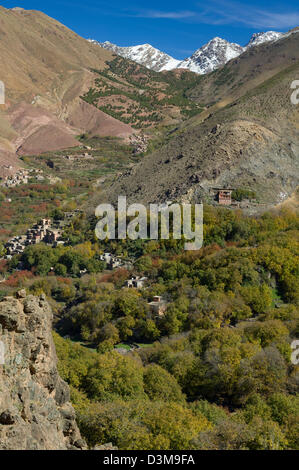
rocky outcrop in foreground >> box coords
[0,291,85,450]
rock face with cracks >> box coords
[0,291,85,450]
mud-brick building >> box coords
[45,229,62,244]
[215,188,234,205]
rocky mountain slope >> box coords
[0,291,85,450]
[177,37,244,74]
[0,6,134,178]
[246,31,284,47]
[95,30,287,74]
[187,30,299,106]
[106,32,299,207]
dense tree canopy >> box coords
[3,204,298,450]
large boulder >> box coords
[0,293,85,450]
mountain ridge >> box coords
[1,6,298,210]
[88,40,181,72]
[105,32,299,208]
[93,29,290,74]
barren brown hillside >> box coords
[0,6,137,177]
[0,6,112,101]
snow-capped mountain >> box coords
[176,32,286,74]
[176,37,245,74]
[90,40,180,72]
[89,29,289,75]
[246,31,284,47]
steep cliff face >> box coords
[0,291,85,450]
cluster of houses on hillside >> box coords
[2,210,87,260]
[99,252,132,270]
[3,218,65,259]
[0,168,44,188]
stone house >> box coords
[126,276,148,289]
[100,253,126,270]
[45,229,62,244]
[148,296,167,317]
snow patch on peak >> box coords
[88,28,291,76]
[94,41,181,72]
[247,31,284,48]
[177,37,245,75]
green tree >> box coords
[84,352,145,401]
[143,364,185,402]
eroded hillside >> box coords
[0,6,135,177]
